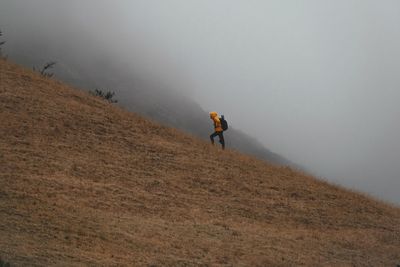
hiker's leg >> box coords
[210,132,218,145]
[218,132,225,149]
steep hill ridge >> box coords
[0,59,399,266]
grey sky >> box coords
[1,0,399,204]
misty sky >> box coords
[1,0,400,204]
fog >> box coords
[1,0,399,204]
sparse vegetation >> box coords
[90,88,118,103]
[33,61,57,78]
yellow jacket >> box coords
[210,111,223,132]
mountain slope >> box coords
[9,49,294,166]
[1,59,399,266]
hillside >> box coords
[0,58,399,266]
[8,50,294,166]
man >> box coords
[209,111,225,150]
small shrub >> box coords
[33,61,57,78]
[0,29,6,57]
[90,89,118,103]
[0,257,11,267]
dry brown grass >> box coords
[0,58,399,266]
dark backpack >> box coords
[220,115,228,131]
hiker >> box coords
[209,111,227,150]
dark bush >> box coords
[90,89,118,103]
[33,61,57,78]
[0,29,6,57]
[0,257,11,267]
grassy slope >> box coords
[0,59,399,266]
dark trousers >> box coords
[210,131,225,149]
